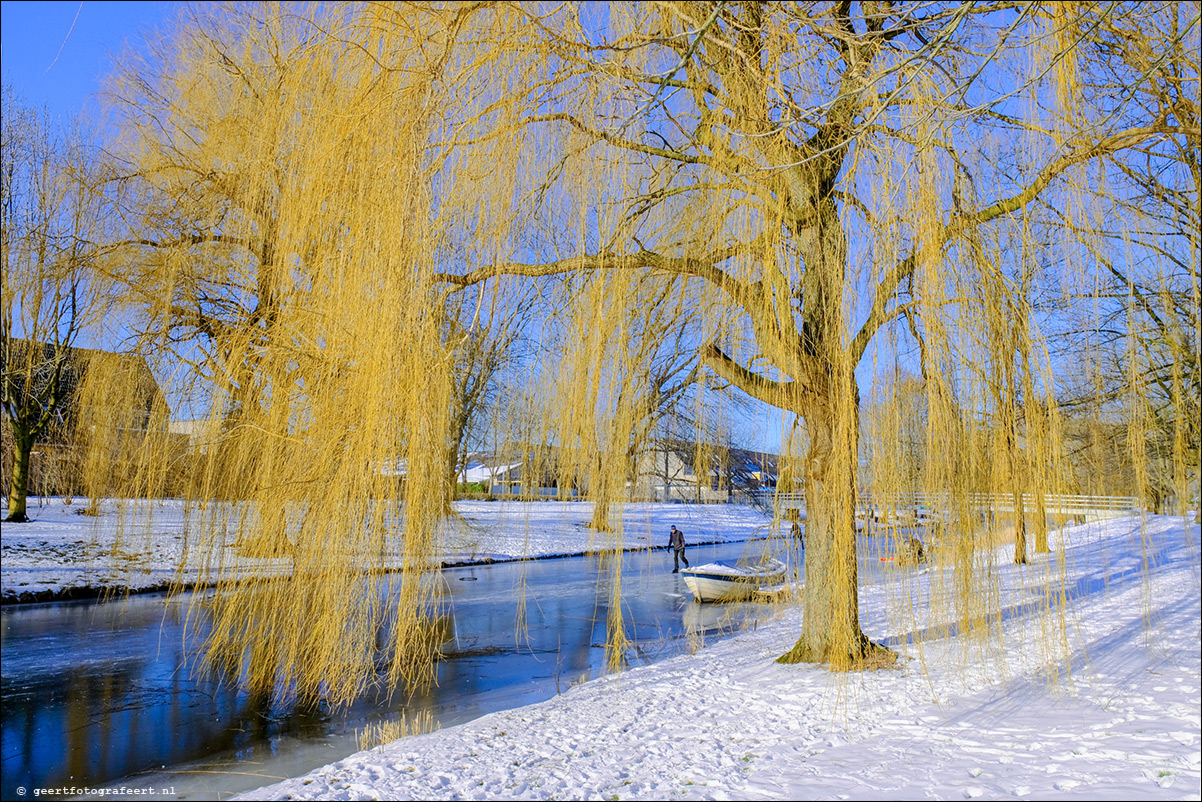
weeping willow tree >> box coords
[100,1,1199,702]
[104,2,493,701]
[427,1,1198,665]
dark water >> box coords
[1,538,796,800]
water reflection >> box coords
[1,540,789,799]
[1,595,327,796]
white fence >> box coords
[751,489,1139,520]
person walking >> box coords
[669,525,689,572]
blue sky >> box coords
[1,0,176,120]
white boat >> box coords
[681,558,788,603]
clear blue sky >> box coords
[1,0,177,120]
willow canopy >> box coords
[89,1,1201,702]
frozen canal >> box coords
[1,538,799,800]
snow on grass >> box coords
[0,498,774,601]
[0,497,197,600]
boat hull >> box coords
[681,560,787,603]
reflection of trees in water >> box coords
[0,598,335,795]
[2,634,305,793]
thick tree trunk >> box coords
[5,428,35,522]
[769,192,890,668]
[778,391,888,668]
[801,421,862,663]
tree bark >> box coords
[5,428,35,522]
[442,404,472,514]
[1006,396,1028,565]
[1032,489,1049,554]
[703,197,884,667]
[443,441,461,508]
[1011,483,1028,564]
[589,449,622,531]
[777,380,885,668]
[590,494,613,532]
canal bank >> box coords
[1,500,779,604]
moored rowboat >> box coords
[681,558,787,603]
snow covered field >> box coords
[2,501,1198,800]
[0,498,774,602]
[243,514,1201,801]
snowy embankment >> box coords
[0,498,774,602]
[244,515,1201,801]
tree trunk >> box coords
[1032,490,1049,553]
[590,494,613,531]
[778,393,886,668]
[443,445,461,510]
[5,428,35,522]
[1011,484,1028,564]
[769,189,889,668]
[663,448,671,502]
[1003,355,1027,565]
[589,448,621,532]
[441,410,471,514]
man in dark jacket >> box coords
[669,525,689,572]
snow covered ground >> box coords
[0,498,775,602]
[241,514,1200,801]
[2,501,1198,800]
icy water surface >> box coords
[1,538,801,800]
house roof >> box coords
[2,339,168,429]
[462,461,522,483]
[655,440,779,475]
